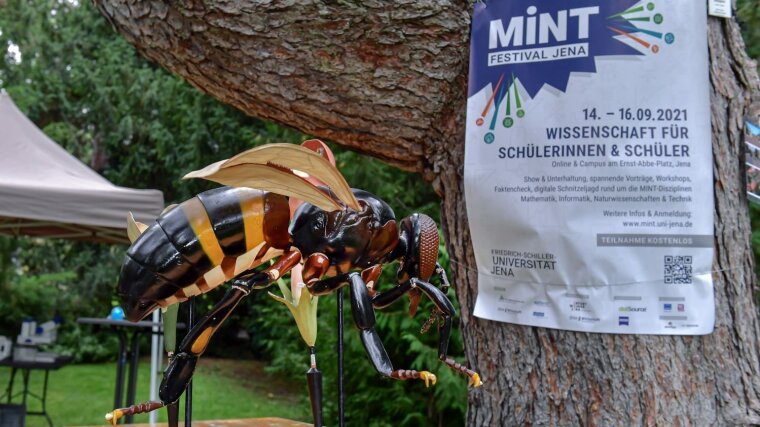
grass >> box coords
[0,358,310,427]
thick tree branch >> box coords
[92,0,471,172]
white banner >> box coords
[464,0,714,334]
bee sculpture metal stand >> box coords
[106,142,481,425]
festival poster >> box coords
[464,0,714,334]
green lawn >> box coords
[0,358,309,427]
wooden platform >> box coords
[76,418,310,427]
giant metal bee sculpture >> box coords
[106,142,480,425]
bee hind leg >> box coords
[160,252,302,404]
[106,251,302,426]
[105,288,251,425]
[159,286,250,405]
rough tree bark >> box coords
[92,1,760,425]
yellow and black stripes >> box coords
[156,198,217,274]
[197,187,248,257]
[119,186,292,321]
[239,188,265,252]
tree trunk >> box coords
[92,1,760,424]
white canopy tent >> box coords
[0,91,164,244]
[0,91,167,421]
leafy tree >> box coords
[0,0,292,359]
[737,0,760,64]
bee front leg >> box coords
[435,262,450,293]
[371,280,413,309]
[410,278,482,388]
[371,277,479,386]
[345,273,437,387]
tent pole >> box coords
[337,288,345,427]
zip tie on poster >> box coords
[448,257,732,288]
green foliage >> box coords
[0,269,74,334]
[46,324,120,363]
[737,0,760,64]
[0,0,301,359]
[0,236,124,361]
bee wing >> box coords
[184,143,361,212]
[126,212,148,243]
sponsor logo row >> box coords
[496,292,690,328]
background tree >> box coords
[0,0,288,357]
[87,0,760,425]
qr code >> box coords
[664,255,693,284]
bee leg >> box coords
[410,278,482,388]
[300,253,332,295]
[158,286,250,405]
[104,289,257,423]
[345,273,437,387]
[160,251,302,404]
[435,263,451,293]
[372,265,449,315]
[371,278,425,316]
[371,280,413,309]
[244,250,302,290]
[345,273,392,376]
[306,275,346,295]
[361,265,383,297]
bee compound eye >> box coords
[416,214,439,281]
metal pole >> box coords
[125,330,141,424]
[114,330,128,413]
[157,309,164,390]
[149,309,160,424]
[184,298,195,427]
[306,346,323,427]
[42,370,52,427]
[5,367,16,404]
[337,288,345,427]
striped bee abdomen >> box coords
[125,223,203,287]
[120,187,291,321]
[119,257,180,309]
